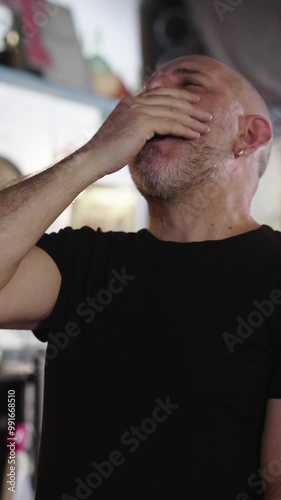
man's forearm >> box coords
[0,82,202,290]
[0,142,104,290]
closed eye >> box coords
[181,81,202,87]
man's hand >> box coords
[88,87,213,176]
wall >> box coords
[54,0,143,93]
[251,140,281,230]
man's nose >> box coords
[144,75,172,90]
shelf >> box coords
[0,65,117,117]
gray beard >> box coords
[128,139,229,203]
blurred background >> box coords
[0,0,280,497]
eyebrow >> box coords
[173,67,209,78]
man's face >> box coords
[128,55,242,201]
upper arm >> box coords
[0,246,62,330]
[260,398,281,497]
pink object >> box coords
[4,0,51,67]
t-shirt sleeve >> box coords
[32,225,99,342]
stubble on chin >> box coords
[128,137,228,201]
[128,140,199,199]
[128,143,172,196]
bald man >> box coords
[0,55,279,499]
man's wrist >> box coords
[65,141,108,189]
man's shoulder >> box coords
[261,224,281,245]
[41,225,147,242]
[34,226,147,263]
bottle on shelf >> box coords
[88,31,130,100]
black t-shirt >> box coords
[32,224,281,500]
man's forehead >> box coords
[153,55,227,77]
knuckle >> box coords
[120,96,134,110]
[121,95,132,105]
[168,106,177,115]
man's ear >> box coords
[234,115,273,157]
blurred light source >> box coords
[6,29,19,48]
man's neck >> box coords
[147,213,261,243]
